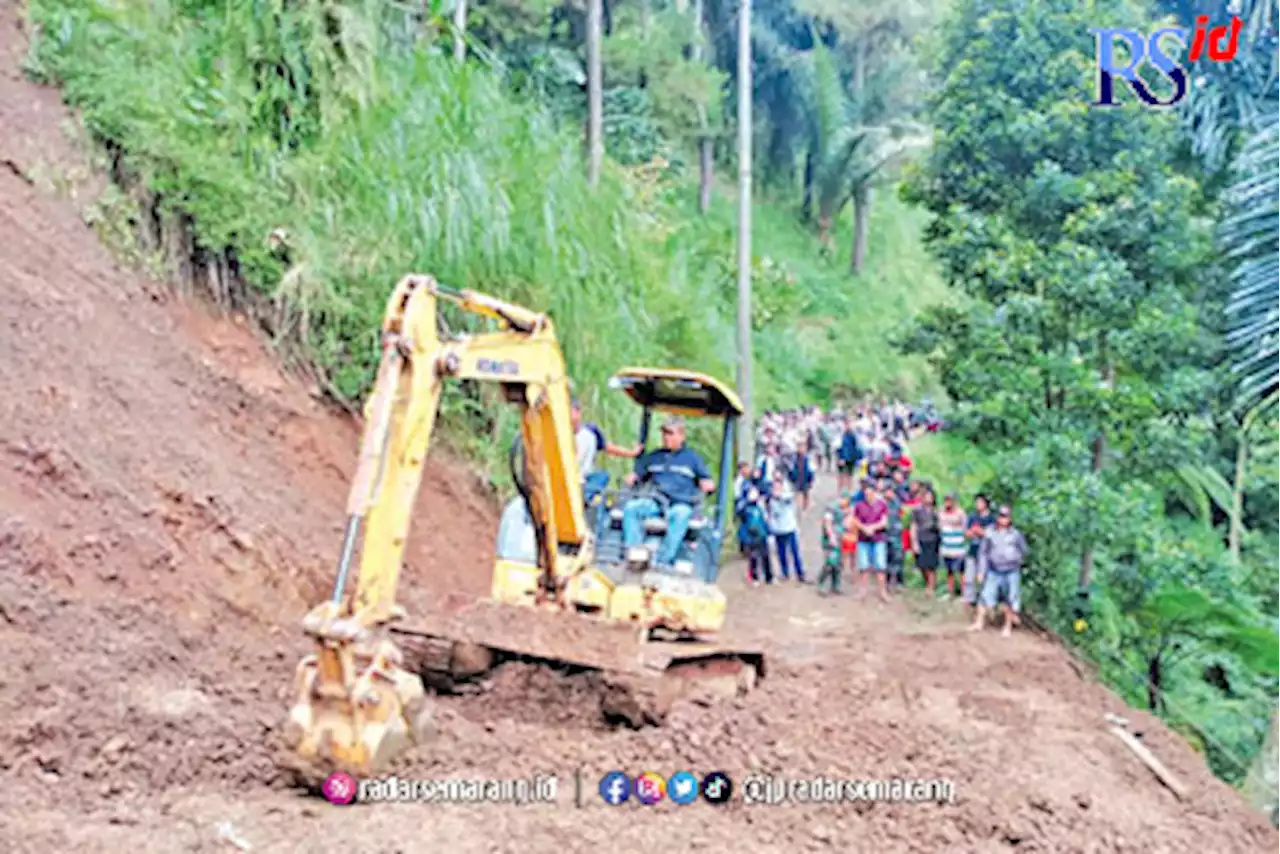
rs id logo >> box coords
[1091,15,1244,108]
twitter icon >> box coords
[667,771,699,806]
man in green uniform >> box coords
[817,494,848,595]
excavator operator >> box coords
[621,415,715,569]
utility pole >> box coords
[452,0,468,62]
[692,0,713,213]
[735,0,753,461]
[586,0,604,188]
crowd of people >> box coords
[733,401,1028,637]
[571,391,1026,637]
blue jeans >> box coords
[747,543,773,584]
[583,472,610,532]
[622,498,693,567]
[583,471,609,503]
[773,531,805,581]
[856,541,887,572]
[981,569,1022,612]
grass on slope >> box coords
[24,0,954,490]
[910,432,995,501]
[755,193,952,402]
[686,187,953,408]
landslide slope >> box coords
[0,7,1275,854]
[0,0,497,826]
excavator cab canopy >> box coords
[609,367,745,419]
[608,368,742,573]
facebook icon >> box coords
[598,771,631,806]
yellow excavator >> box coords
[286,274,763,776]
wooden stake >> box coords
[1109,725,1188,801]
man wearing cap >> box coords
[970,504,1029,637]
[622,415,716,570]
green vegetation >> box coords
[901,0,1278,801]
[23,0,949,484]
[910,432,992,500]
[22,0,1277,809]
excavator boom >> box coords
[286,275,590,776]
[285,275,763,780]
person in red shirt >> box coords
[885,441,913,475]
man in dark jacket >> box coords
[788,441,816,512]
[621,416,715,569]
[836,420,861,495]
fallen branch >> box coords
[2,158,33,184]
[1109,724,1188,801]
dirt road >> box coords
[1,6,1275,852]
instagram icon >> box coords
[634,772,665,806]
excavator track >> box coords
[394,601,765,727]
[284,277,762,778]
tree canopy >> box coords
[901,0,1278,794]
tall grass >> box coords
[910,432,995,500]
[25,0,951,486]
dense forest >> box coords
[22,0,1279,817]
[900,0,1279,814]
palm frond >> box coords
[1173,464,1214,525]
[1171,3,1280,413]
[807,30,848,161]
[1221,113,1280,411]
[1175,0,1279,170]
[1176,463,1245,531]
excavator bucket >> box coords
[282,277,762,778]
[285,602,434,778]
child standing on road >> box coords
[733,461,754,557]
[882,478,906,589]
[741,487,773,587]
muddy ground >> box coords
[0,6,1275,853]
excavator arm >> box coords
[286,274,589,775]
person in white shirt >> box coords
[755,444,780,484]
[769,475,806,582]
[571,397,641,478]
[864,431,889,473]
[781,425,798,456]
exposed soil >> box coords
[0,6,1275,853]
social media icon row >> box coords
[597,771,733,805]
